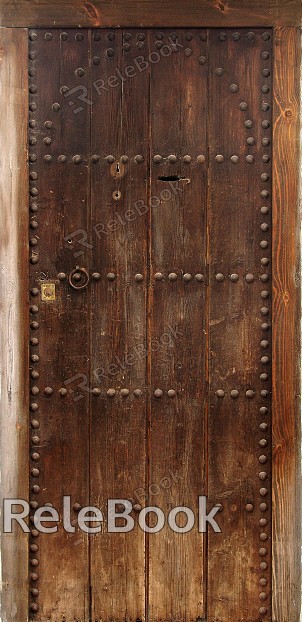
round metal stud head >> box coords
[73,155,82,164]
[245,273,254,283]
[215,154,224,163]
[154,389,163,398]
[230,389,239,398]
[231,155,239,163]
[133,389,142,397]
[259,607,267,616]
[245,390,255,399]
[91,154,100,163]
[92,272,101,280]
[59,388,68,397]
[215,273,224,282]
[259,455,267,464]
[167,389,176,398]
[230,84,239,93]
[246,155,254,163]
[135,155,144,163]
[168,154,177,163]
[245,503,254,512]
[197,155,206,164]
[230,274,239,282]
[154,272,164,281]
[106,155,115,163]
[121,388,130,397]
[135,273,143,282]
[168,272,178,281]
[183,155,192,163]
[30,603,39,612]
[183,273,192,282]
[259,472,267,480]
[107,388,116,397]
[239,102,248,111]
[73,503,82,512]
[195,274,204,282]
[107,272,116,281]
[216,389,225,398]
[92,388,101,396]
[153,154,162,163]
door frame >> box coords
[0,3,300,621]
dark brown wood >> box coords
[0,26,29,622]
[148,28,207,621]
[0,22,301,622]
[0,0,301,28]
[272,26,301,622]
[207,28,273,622]
[89,29,148,621]
[28,29,91,619]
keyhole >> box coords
[110,161,125,179]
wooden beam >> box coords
[272,26,301,622]
[0,0,301,28]
[0,27,29,622]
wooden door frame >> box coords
[0,3,300,621]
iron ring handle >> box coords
[69,267,90,290]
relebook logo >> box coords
[3,496,221,534]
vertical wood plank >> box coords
[90,29,148,622]
[0,26,29,622]
[148,29,207,622]
[28,28,91,620]
[207,28,273,622]
[272,26,301,622]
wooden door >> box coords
[27,27,273,622]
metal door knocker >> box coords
[69,267,90,289]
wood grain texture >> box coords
[0,0,301,28]
[0,27,29,622]
[148,28,207,622]
[28,29,91,620]
[207,29,273,622]
[89,29,148,622]
[272,26,301,622]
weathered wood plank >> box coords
[0,0,301,28]
[28,28,91,620]
[207,28,273,622]
[148,29,207,622]
[0,27,29,622]
[89,29,148,622]
[272,26,301,622]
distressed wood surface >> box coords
[272,26,301,622]
[1,23,301,622]
[207,29,273,622]
[28,29,91,620]
[0,27,29,622]
[0,0,301,28]
[89,29,148,621]
[148,28,207,621]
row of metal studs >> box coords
[29,30,40,617]
[36,153,273,163]
[257,39,272,620]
